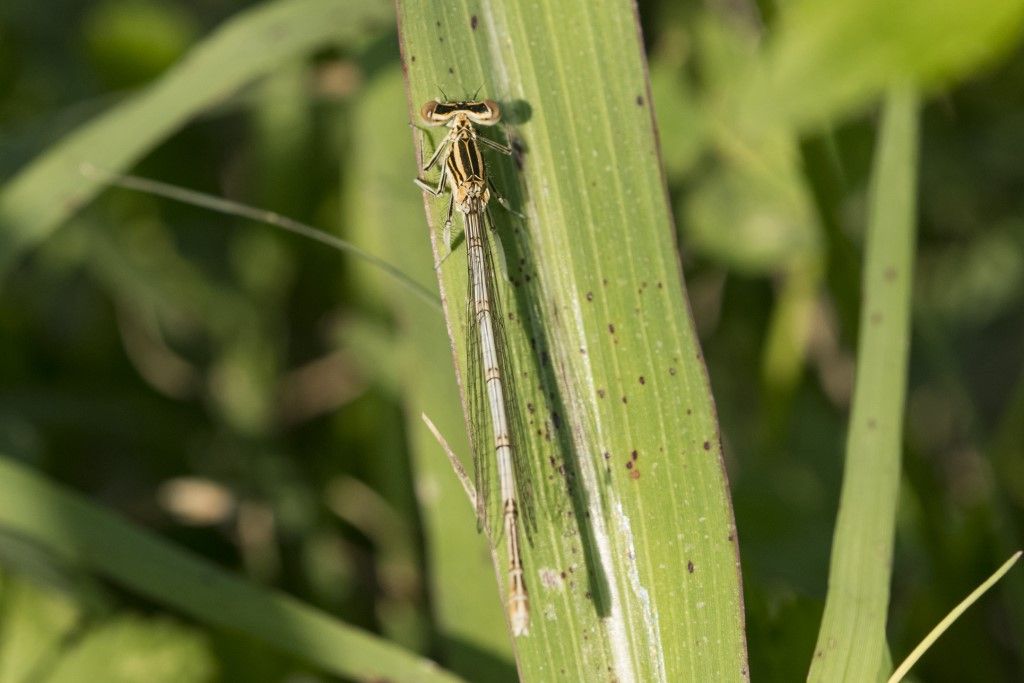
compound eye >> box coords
[420,100,441,123]
[485,100,501,122]
[471,99,501,125]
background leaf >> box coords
[808,87,919,681]
[0,573,83,683]
[0,455,462,683]
[0,0,393,280]
[42,616,216,683]
[743,0,1024,133]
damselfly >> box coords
[414,98,530,636]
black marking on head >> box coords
[425,100,499,125]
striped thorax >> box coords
[420,99,500,214]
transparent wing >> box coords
[465,214,499,537]
[484,208,535,536]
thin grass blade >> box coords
[808,87,920,681]
[888,551,1023,683]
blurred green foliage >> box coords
[1,0,1023,681]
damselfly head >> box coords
[420,99,502,126]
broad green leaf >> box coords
[0,0,393,282]
[808,88,919,681]
[0,456,463,683]
[398,1,747,680]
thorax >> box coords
[446,115,486,185]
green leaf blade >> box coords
[808,88,920,682]
[398,1,748,680]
